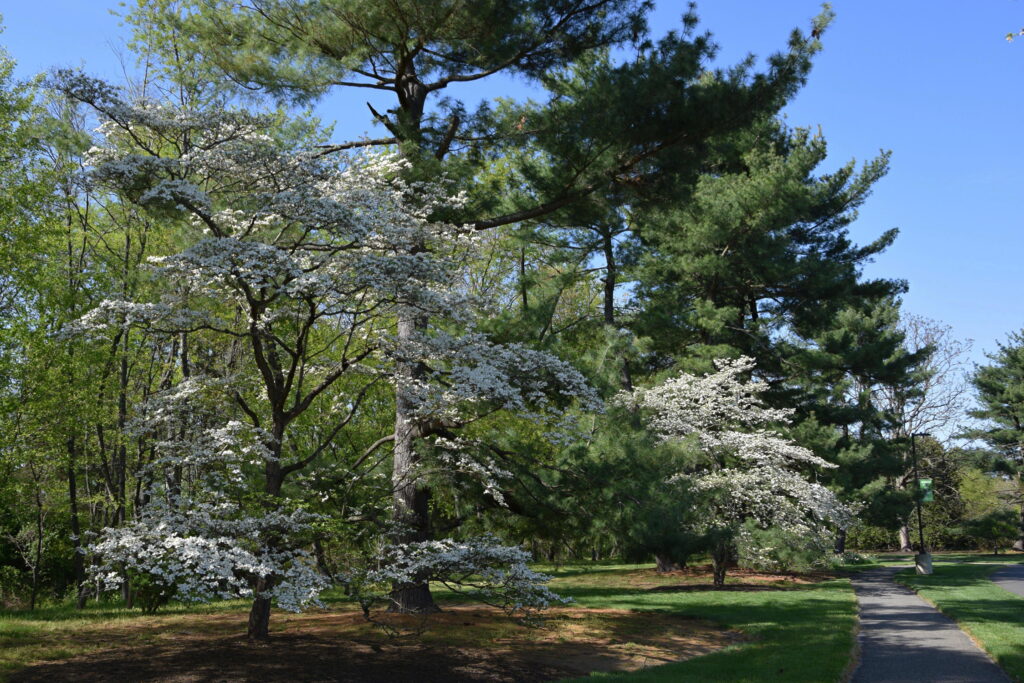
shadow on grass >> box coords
[562,581,857,682]
[0,598,250,625]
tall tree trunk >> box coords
[168,333,189,505]
[247,442,285,640]
[67,437,88,609]
[383,65,444,614]
[655,553,680,573]
[834,528,847,555]
[29,484,43,611]
[711,542,730,588]
[1015,502,1024,552]
[389,310,440,614]
[898,524,912,552]
[601,226,633,391]
[116,348,128,526]
[313,539,334,582]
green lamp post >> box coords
[911,432,932,575]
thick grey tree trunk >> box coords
[834,528,847,554]
[898,525,913,552]
[711,543,730,588]
[389,312,439,613]
[248,582,272,640]
[655,553,680,573]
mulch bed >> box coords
[9,606,741,682]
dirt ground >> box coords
[8,606,744,682]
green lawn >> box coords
[895,559,1024,681]
[544,564,858,682]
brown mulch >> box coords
[8,606,742,682]
[632,565,833,593]
[646,583,798,593]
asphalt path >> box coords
[990,562,1024,599]
[850,566,1011,683]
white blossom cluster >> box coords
[61,298,213,338]
[89,500,327,612]
[626,357,853,543]
[348,535,568,617]
[430,436,512,506]
[88,375,321,611]
[57,75,599,620]
[395,331,601,420]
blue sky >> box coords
[2,1,1022,368]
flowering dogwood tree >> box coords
[56,73,594,637]
[624,357,853,586]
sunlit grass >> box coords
[554,567,857,682]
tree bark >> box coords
[247,579,272,640]
[30,484,43,611]
[655,553,680,573]
[601,225,633,391]
[388,310,440,614]
[313,539,334,582]
[711,543,730,588]
[67,437,88,609]
[1015,503,1024,552]
[834,528,847,555]
[898,525,912,552]
[246,435,286,639]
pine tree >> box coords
[126,0,834,612]
[963,330,1024,550]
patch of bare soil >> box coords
[630,565,833,593]
[9,606,742,682]
[646,583,791,592]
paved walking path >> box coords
[990,562,1024,598]
[850,566,1011,683]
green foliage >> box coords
[632,119,897,365]
[960,510,1020,553]
[736,524,833,573]
[0,565,26,608]
[965,330,1024,473]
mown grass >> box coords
[547,565,857,682]
[1,562,860,682]
[896,559,1024,681]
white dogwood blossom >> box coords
[623,357,853,567]
[347,534,568,620]
[89,500,327,613]
[57,72,592,625]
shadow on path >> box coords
[851,567,1011,683]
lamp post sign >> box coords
[911,433,932,574]
[919,478,934,503]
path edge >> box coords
[892,566,1011,676]
[839,576,862,683]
